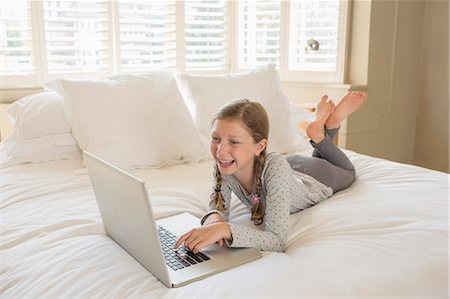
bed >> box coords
[1,65,448,298]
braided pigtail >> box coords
[210,163,225,211]
[251,151,267,225]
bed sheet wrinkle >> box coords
[2,219,101,250]
[2,190,101,246]
[149,189,208,210]
[288,209,444,245]
[1,173,90,210]
[3,234,158,298]
[148,197,205,223]
[284,240,427,297]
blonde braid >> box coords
[251,151,266,225]
[210,163,225,210]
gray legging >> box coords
[286,128,355,193]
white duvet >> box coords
[1,151,448,298]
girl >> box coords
[175,91,368,253]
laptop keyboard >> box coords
[157,226,210,271]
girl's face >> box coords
[210,119,267,181]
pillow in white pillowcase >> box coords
[45,72,206,169]
[176,64,306,154]
[0,91,81,168]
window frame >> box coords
[0,0,350,89]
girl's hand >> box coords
[202,213,226,246]
[174,222,232,253]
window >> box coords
[0,0,36,87]
[287,0,347,82]
[184,0,227,71]
[117,1,177,72]
[237,0,281,69]
[0,0,348,88]
[43,1,111,75]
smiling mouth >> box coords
[218,159,235,167]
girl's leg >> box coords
[286,135,355,193]
[293,91,367,192]
[310,91,367,166]
[312,91,367,153]
[310,131,355,172]
[312,127,339,158]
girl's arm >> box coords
[225,189,290,252]
[225,157,294,252]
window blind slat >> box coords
[120,18,176,26]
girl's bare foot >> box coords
[306,95,334,143]
[325,91,368,129]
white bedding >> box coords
[1,150,448,298]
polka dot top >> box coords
[202,152,333,252]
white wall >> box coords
[344,0,425,164]
[413,0,449,172]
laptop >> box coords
[83,151,262,288]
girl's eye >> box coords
[230,140,240,145]
[211,136,220,142]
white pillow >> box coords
[0,91,81,168]
[45,72,206,169]
[176,64,306,153]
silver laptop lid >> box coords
[83,151,171,287]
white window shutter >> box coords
[43,1,111,76]
[237,0,281,70]
[184,0,227,72]
[288,0,341,72]
[117,1,177,72]
[0,0,38,87]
